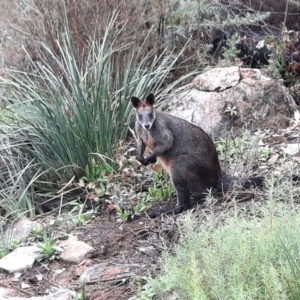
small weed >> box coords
[146,169,174,202]
[29,224,44,241]
[81,160,113,197]
[116,206,133,223]
[129,282,156,300]
[74,289,87,300]
[215,136,250,162]
[68,201,94,226]
[147,185,172,202]
[223,32,240,63]
[9,239,21,251]
[215,134,269,165]
[71,214,90,226]
[36,232,62,261]
[225,105,237,117]
[0,247,9,259]
[133,197,150,213]
[0,237,22,258]
[215,138,227,155]
[0,223,16,258]
[259,146,272,161]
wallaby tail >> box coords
[217,170,264,192]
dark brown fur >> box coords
[131,94,263,217]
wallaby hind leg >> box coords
[171,172,191,214]
[173,185,191,214]
[148,169,191,218]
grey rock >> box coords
[0,246,41,273]
[2,219,40,246]
[138,245,157,257]
[282,143,300,155]
[59,235,94,264]
[80,262,135,283]
[1,289,74,300]
[0,288,16,297]
[165,67,293,138]
[193,66,241,91]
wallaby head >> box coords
[131,94,156,130]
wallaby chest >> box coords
[139,128,156,151]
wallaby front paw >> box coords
[138,157,149,166]
[138,156,156,166]
[148,156,157,164]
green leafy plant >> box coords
[223,33,240,63]
[71,211,90,227]
[37,232,62,261]
[147,185,173,202]
[133,197,150,214]
[82,161,112,182]
[81,159,114,197]
[147,169,174,202]
[29,224,44,241]
[224,105,237,117]
[67,201,94,226]
[215,136,250,162]
[9,239,21,251]
[74,290,87,300]
[116,206,133,223]
[139,205,300,299]
[259,146,271,161]
[0,10,193,201]
[0,238,19,258]
[129,281,156,300]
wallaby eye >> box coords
[149,113,153,118]
[138,115,143,120]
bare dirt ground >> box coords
[0,201,180,299]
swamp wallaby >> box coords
[131,93,263,217]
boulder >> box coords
[164,66,295,138]
[0,246,41,273]
[59,235,94,264]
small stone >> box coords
[80,262,134,283]
[1,289,74,300]
[267,154,279,165]
[54,268,65,275]
[0,246,41,273]
[21,282,30,289]
[138,245,157,257]
[2,219,39,246]
[59,235,94,264]
[282,144,300,156]
[36,274,43,281]
[0,287,15,297]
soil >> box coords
[0,195,273,300]
[0,202,179,300]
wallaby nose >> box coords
[144,124,150,129]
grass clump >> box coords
[1,12,187,181]
[142,204,300,300]
[0,8,193,217]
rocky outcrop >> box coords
[164,66,295,138]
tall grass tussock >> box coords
[0,9,193,216]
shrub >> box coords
[144,207,300,299]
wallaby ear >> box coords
[131,96,141,108]
[145,93,155,106]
